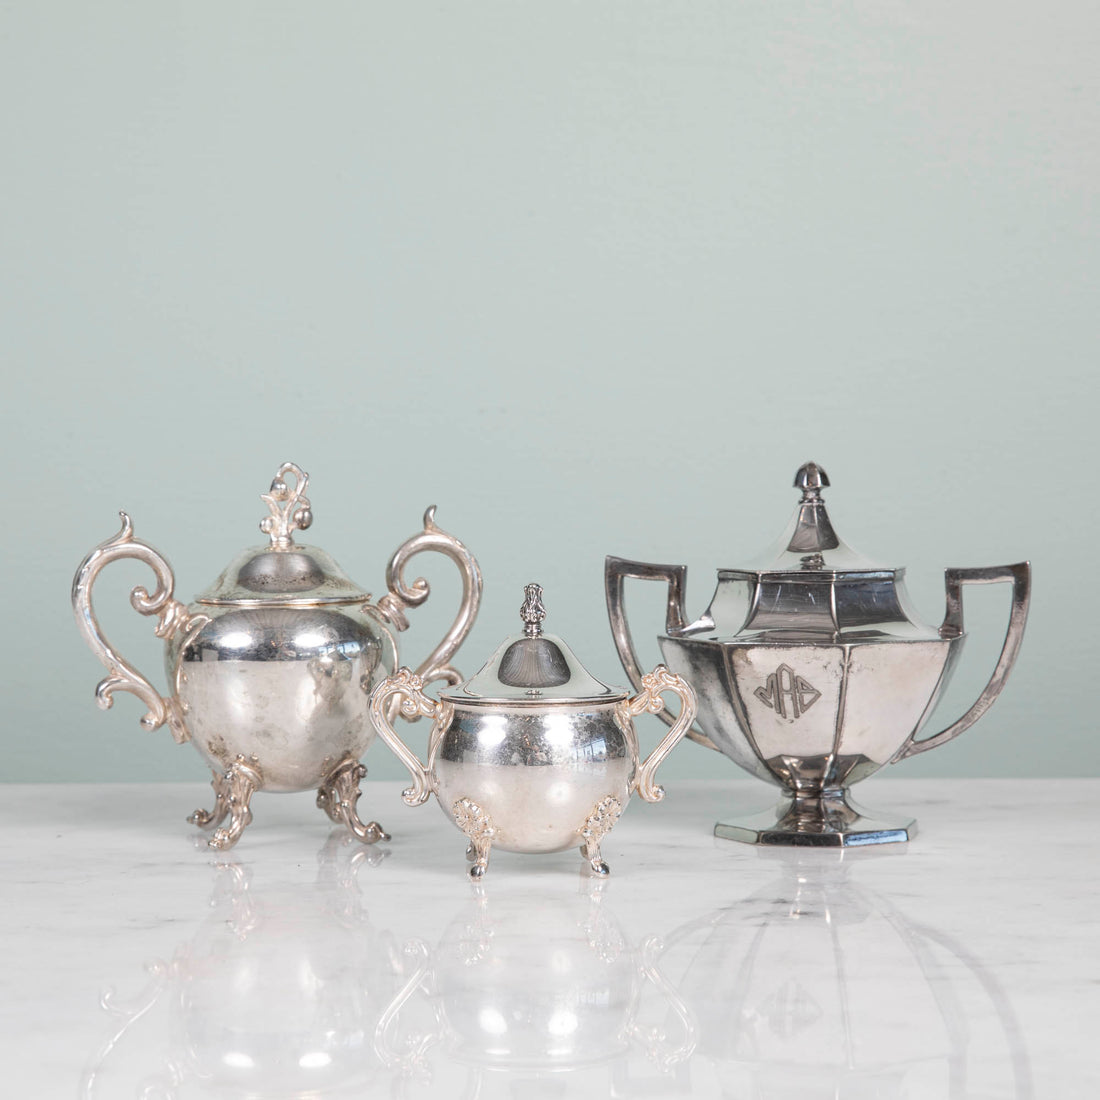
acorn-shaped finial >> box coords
[794,461,829,501]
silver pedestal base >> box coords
[715,791,917,848]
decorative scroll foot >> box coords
[582,848,611,876]
[187,769,231,830]
[453,797,494,879]
[206,756,261,851]
[317,758,391,845]
[580,796,622,876]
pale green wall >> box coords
[2,3,1095,784]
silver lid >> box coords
[732,461,888,575]
[442,583,627,706]
[718,463,930,639]
[195,462,369,607]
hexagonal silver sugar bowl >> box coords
[606,462,1031,846]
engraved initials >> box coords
[755,664,821,719]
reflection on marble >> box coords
[81,837,405,1098]
[661,850,1033,1098]
[1,780,1097,1098]
[377,881,696,1095]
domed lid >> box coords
[442,583,627,706]
[195,462,369,606]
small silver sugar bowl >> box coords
[370,583,696,878]
[606,461,1031,847]
[72,461,482,849]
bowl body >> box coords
[432,701,637,853]
[168,601,397,791]
[659,633,964,794]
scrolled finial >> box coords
[520,583,547,637]
[259,461,313,548]
[794,461,829,502]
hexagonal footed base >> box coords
[715,790,916,847]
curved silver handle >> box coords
[369,668,438,806]
[605,556,716,752]
[628,666,697,802]
[631,933,698,1070]
[79,959,175,1100]
[898,562,1031,760]
[367,507,482,690]
[373,939,436,1073]
[71,514,203,742]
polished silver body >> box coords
[167,602,392,793]
[606,462,1031,846]
[434,705,636,856]
[371,585,696,877]
[72,462,482,849]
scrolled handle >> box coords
[605,556,716,751]
[373,939,436,1073]
[366,507,482,690]
[632,933,698,1069]
[71,514,203,743]
[627,666,697,803]
[897,562,1031,760]
[370,668,437,806]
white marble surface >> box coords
[2,779,1097,1099]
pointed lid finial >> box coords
[520,582,547,637]
[446,583,626,704]
[794,461,829,501]
[731,462,885,574]
[786,461,839,557]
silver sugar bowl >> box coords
[606,462,1031,846]
[370,583,696,877]
[72,461,482,849]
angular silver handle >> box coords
[898,562,1031,760]
[605,556,716,751]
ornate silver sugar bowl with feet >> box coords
[72,462,482,850]
[606,462,1031,846]
[370,583,696,878]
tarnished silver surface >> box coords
[370,586,696,877]
[605,462,1032,846]
[712,790,916,847]
[72,461,482,849]
[316,758,392,845]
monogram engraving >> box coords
[755,664,821,719]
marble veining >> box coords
[1,779,1097,1098]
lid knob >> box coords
[794,461,830,502]
[520,582,547,637]
[259,461,313,549]
[786,461,840,558]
